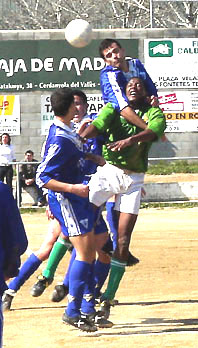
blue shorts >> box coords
[48,192,95,237]
[94,205,108,235]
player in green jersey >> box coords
[80,77,166,320]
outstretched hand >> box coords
[107,138,132,152]
[71,184,89,198]
[147,95,159,107]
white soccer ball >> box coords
[65,19,93,48]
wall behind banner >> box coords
[0,28,198,162]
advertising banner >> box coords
[41,91,198,135]
[144,38,198,89]
[41,93,105,135]
[159,90,198,132]
[0,95,20,135]
[0,39,138,93]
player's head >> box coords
[99,38,125,68]
[50,88,75,117]
[126,77,148,107]
[72,89,88,123]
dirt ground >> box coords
[3,206,198,348]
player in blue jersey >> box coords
[30,90,111,311]
[0,182,28,347]
[36,87,110,332]
[49,90,111,305]
[99,38,158,129]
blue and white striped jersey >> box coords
[100,58,158,112]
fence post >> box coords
[16,163,20,209]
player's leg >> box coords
[93,220,110,300]
[100,175,143,318]
[105,197,117,251]
[51,222,110,304]
[31,220,71,297]
[80,207,113,329]
[100,212,137,319]
[51,248,76,302]
[2,252,42,311]
[49,193,97,332]
[63,230,98,332]
[105,198,139,266]
[42,232,71,279]
[2,219,59,311]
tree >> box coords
[0,0,197,29]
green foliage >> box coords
[20,208,46,213]
[147,160,198,175]
[141,201,198,209]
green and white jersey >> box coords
[92,103,166,173]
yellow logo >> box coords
[0,96,15,116]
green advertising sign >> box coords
[0,39,138,92]
[148,40,173,57]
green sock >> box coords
[42,237,71,279]
[103,258,126,300]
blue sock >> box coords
[63,248,76,288]
[66,260,91,318]
[8,253,42,292]
[94,260,110,298]
[106,201,118,250]
[81,261,95,315]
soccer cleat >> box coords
[127,252,139,267]
[51,284,69,302]
[62,312,97,332]
[2,290,16,311]
[99,299,111,320]
[82,311,113,328]
[94,311,113,328]
[30,274,53,297]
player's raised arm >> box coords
[120,106,147,129]
[80,123,99,140]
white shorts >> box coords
[88,163,144,214]
[114,173,144,215]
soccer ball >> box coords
[65,19,93,48]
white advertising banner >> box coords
[159,90,198,132]
[41,95,54,135]
[0,95,20,135]
[144,38,198,89]
[41,94,104,135]
[41,91,198,135]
